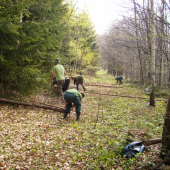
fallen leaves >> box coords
[0,75,167,169]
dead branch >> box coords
[85,91,147,99]
[126,137,162,146]
[143,138,162,146]
[0,98,65,113]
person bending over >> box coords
[63,89,85,121]
[115,76,123,84]
[71,75,86,91]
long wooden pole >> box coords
[84,84,123,88]
[85,91,147,99]
[0,98,65,113]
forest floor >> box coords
[0,70,169,170]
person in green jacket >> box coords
[51,58,66,103]
[63,89,85,121]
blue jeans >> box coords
[64,92,81,114]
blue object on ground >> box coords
[121,141,145,158]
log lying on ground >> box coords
[126,137,162,146]
[85,91,147,99]
[85,84,123,88]
[143,138,162,146]
[0,98,65,113]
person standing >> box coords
[51,58,66,103]
[63,89,85,121]
[71,75,86,91]
[62,77,70,92]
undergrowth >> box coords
[0,70,168,169]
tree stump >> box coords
[150,88,155,106]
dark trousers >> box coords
[76,83,86,91]
[64,92,81,114]
[62,78,70,92]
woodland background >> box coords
[1,0,170,99]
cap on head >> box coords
[55,58,60,63]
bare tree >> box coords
[150,0,155,106]
[133,0,144,84]
[98,0,170,88]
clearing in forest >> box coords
[0,71,167,169]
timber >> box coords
[126,137,162,146]
[84,84,123,88]
[85,91,147,99]
[0,98,65,113]
[143,138,162,146]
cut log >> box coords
[143,138,162,146]
[84,84,122,88]
[85,92,147,99]
[0,98,65,113]
[126,137,162,146]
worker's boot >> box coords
[76,112,80,121]
[63,112,68,119]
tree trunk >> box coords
[133,0,144,84]
[150,0,155,106]
[159,55,163,87]
[158,0,165,87]
[161,96,170,162]
[74,21,78,72]
[68,31,71,73]
[79,54,83,71]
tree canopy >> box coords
[0,0,98,99]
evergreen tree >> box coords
[0,0,69,99]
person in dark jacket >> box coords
[63,89,85,121]
[71,75,86,91]
[115,76,123,84]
